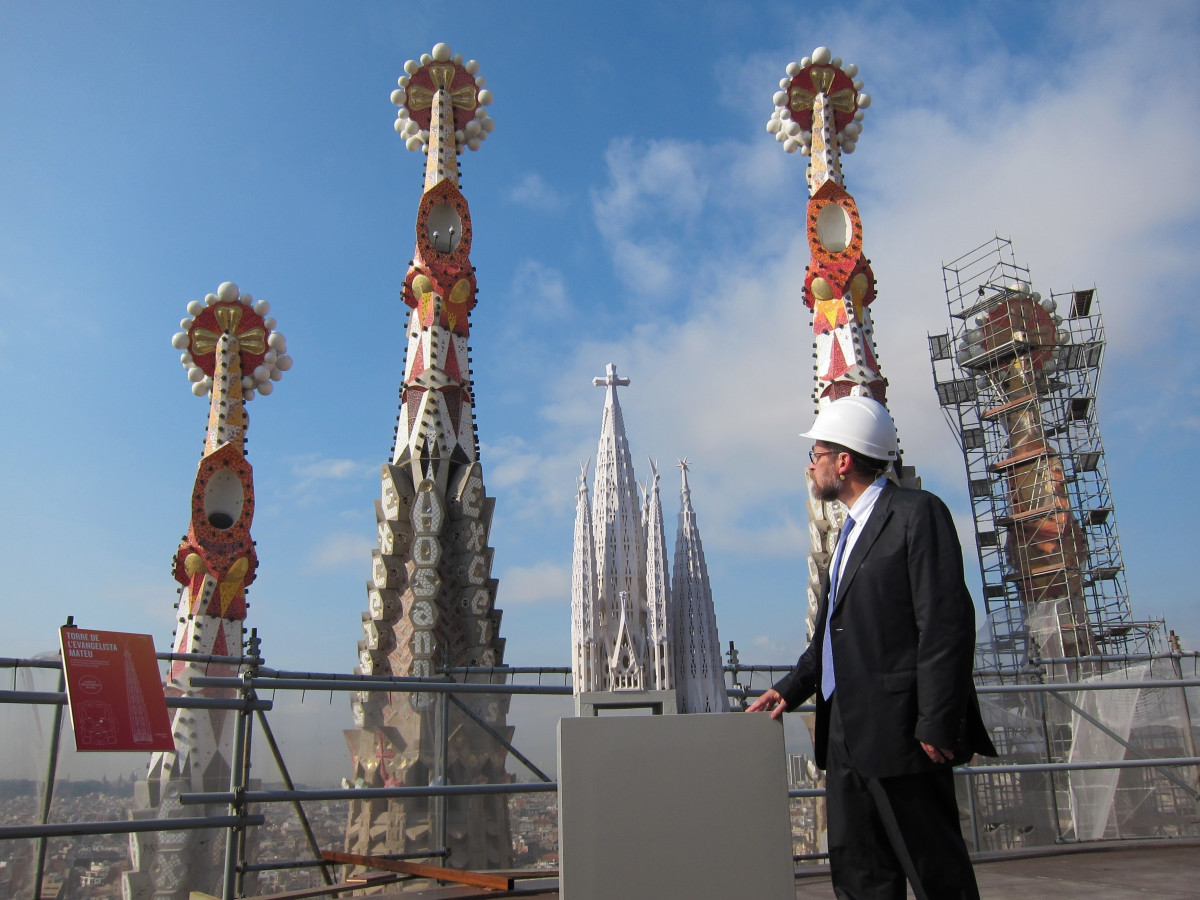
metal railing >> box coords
[1,649,1198,899]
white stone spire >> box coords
[645,460,674,691]
[589,363,647,689]
[571,371,730,712]
[571,460,600,692]
[671,460,729,713]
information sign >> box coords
[59,626,174,752]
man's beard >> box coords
[812,470,841,502]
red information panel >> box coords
[59,627,175,752]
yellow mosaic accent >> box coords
[214,305,243,333]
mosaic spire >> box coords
[343,42,510,873]
[769,46,925,652]
[125,281,290,900]
[769,45,882,408]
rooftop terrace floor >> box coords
[341,839,1200,900]
[796,840,1200,899]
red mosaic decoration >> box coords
[403,179,478,336]
[787,64,860,133]
[186,301,268,377]
[172,441,258,620]
[402,61,480,133]
[824,379,885,404]
[803,180,873,312]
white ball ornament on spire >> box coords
[390,42,495,155]
[172,282,290,400]
[768,46,866,158]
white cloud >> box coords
[308,533,375,572]
[497,561,571,606]
[509,173,568,211]
[281,454,377,507]
[508,260,572,318]
[290,455,370,482]
[481,434,582,523]
[591,138,715,296]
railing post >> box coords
[234,630,261,897]
[32,657,66,900]
[966,770,980,852]
[437,686,450,863]
[1171,646,1199,798]
[222,670,251,900]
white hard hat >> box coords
[801,395,898,460]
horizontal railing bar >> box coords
[181,782,558,805]
[252,668,528,683]
[978,678,1200,693]
[961,756,1200,775]
[786,756,1200,797]
[0,652,262,669]
[240,850,447,873]
[0,815,264,841]
[438,666,572,676]
[190,676,573,695]
[0,657,62,670]
[0,691,65,705]
[173,696,273,710]
[158,651,263,665]
[1028,652,1200,665]
[0,690,271,710]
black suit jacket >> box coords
[774,482,996,778]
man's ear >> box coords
[836,452,853,477]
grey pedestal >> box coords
[558,712,795,900]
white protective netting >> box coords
[1067,660,1200,840]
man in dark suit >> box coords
[748,395,995,900]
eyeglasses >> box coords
[808,448,835,464]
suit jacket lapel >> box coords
[834,482,896,605]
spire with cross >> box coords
[571,369,728,710]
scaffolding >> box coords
[930,237,1157,678]
[928,238,1195,848]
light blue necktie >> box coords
[821,515,855,700]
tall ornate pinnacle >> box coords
[571,368,730,711]
[769,46,882,408]
[125,282,290,900]
[345,43,511,876]
[670,460,728,713]
[571,460,600,692]
[645,459,673,691]
[589,363,645,675]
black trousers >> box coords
[825,694,981,900]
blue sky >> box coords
[2,1,1198,781]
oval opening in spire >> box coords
[204,468,244,530]
[816,202,853,253]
